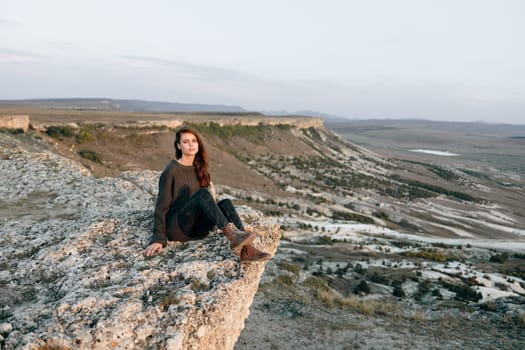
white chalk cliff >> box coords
[0,134,280,349]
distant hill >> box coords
[0,98,249,114]
[326,118,525,138]
[3,98,523,138]
[263,109,350,122]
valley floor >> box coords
[236,242,525,350]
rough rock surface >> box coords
[0,115,30,132]
[0,133,280,349]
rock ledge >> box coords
[0,133,280,349]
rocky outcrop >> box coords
[30,115,324,132]
[0,115,30,132]
[0,133,280,349]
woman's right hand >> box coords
[144,242,163,257]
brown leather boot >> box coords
[240,244,271,262]
[222,223,256,255]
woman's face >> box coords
[177,132,199,158]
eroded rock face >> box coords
[0,115,30,132]
[0,134,280,349]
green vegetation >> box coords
[415,279,433,300]
[303,127,323,142]
[401,160,461,182]
[391,175,481,202]
[194,122,274,144]
[427,166,459,182]
[460,168,492,181]
[392,283,406,298]
[46,126,75,139]
[0,127,25,134]
[489,253,509,263]
[372,211,389,220]
[78,149,102,163]
[76,125,96,143]
[353,280,371,295]
[369,272,390,285]
[318,235,335,245]
[332,210,374,224]
[442,281,482,302]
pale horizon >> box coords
[1,0,524,124]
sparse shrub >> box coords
[78,149,102,163]
[412,311,428,323]
[353,280,370,295]
[196,122,271,144]
[353,263,367,275]
[489,253,509,263]
[484,301,497,311]
[518,312,525,327]
[392,284,405,298]
[76,126,95,143]
[304,276,330,292]
[432,288,443,299]
[127,133,148,145]
[191,278,209,292]
[403,249,457,262]
[318,235,334,245]
[495,282,510,291]
[443,282,482,302]
[46,125,75,139]
[275,274,296,286]
[332,210,374,224]
[373,211,389,220]
[206,270,216,281]
[278,261,301,275]
[415,279,433,300]
[0,127,25,134]
[312,270,325,277]
[397,219,419,231]
[160,295,180,311]
[369,272,389,285]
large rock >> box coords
[0,115,30,132]
[0,133,280,349]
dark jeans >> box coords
[166,188,244,239]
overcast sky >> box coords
[1,0,524,124]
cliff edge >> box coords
[0,133,281,349]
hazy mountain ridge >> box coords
[0,98,249,114]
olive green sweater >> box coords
[150,160,201,246]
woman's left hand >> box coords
[144,242,163,257]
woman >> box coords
[144,126,270,262]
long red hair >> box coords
[174,126,211,188]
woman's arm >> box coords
[150,169,173,247]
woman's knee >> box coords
[217,198,233,208]
[195,188,214,200]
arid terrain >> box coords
[1,103,524,349]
